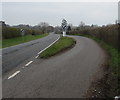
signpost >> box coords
[20,29,25,36]
[61,19,67,37]
[20,29,25,42]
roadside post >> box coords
[20,29,25,36]
[61,19,67,37]
[20,29,25,42]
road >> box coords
[2,33,59,74]
[3,35,107,98]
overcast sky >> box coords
[1,2,118,26]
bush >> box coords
[2,26,44,39]
[24,28,33,35]
[89,25,119,50]
[2,26,20,39]
[69,24,119,51]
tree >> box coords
[38,22,49,33]
[47,26,54,32]
[54,26,61,34]
[79,21,85,28]
[68,23,73,30]
[67,26,71,31]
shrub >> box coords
[69,24,119,51]
[2,26,20,39]
[2,26,44,39]
[89,25,119,50]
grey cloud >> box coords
[2,2,118,26]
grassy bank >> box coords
[40,36,75,58]
[90,36,120,95]
[2,33,48,48]
[70,33,120,95]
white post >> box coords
[63,31,66,37]
[61,19,67,37]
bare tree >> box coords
[79,21,85,28]
[54,26,61,34]
[38,22,49,33]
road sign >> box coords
[20,29,25,36]
[61,19,67,37]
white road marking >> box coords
[8,71,20,79]
[6,35,60,80]
[25,61,33,67]
[38,36,60,55]
[35,55,39,58]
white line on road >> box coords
[8,71,20,79]
[38,36,60,55]
[35,55,39,58]
[25,61,33,67]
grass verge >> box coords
[90,36,120,95]
[2,33,48,48]
[40,36,76,58]
[70,33,120,96]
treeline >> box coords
[2,26,43,39]
[68,24,119,51]
[90,25,119,50]
[2,22,54,39]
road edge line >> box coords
[37,35,60,55]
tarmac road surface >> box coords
[3,35,107,98]
[2,33,59,74]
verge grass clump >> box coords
[40,36,75,58]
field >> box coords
[2,33,48,48]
